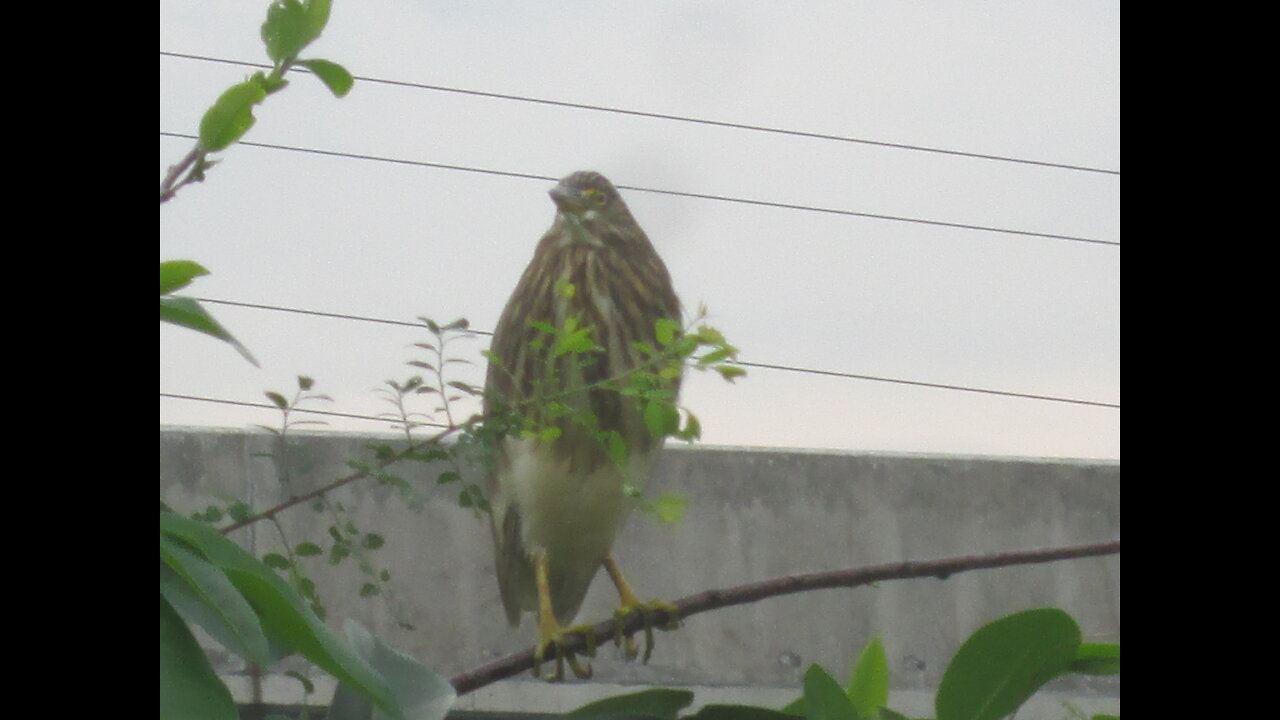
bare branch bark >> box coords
[449,539,1120,695]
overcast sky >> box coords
[160,1,1119,460]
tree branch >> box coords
[448,539,1120,695]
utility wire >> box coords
[160,50,1119,176]
[191,297,1120,410]
[159,391,448,427]
[159,131,1118,248]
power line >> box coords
[160,50,1119,176]
[192,297,1120,409]
[158,131,1118,248]
[159,392,449,428]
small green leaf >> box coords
[297,58,354,97]
[295,542,323,557]
[226,502,253,523]
[714,365,747,382]
[298,375,315,391]
[329,543,351,565]
[802,664,858,720]
[694,325,726,345]
[262,553,292,570]
[679,412,702,441]
[697,347,736,366]
[643,400,680,439]
[648,493,689,524]
[160,261,210,295]
[604,431,628,467]
[198,81,267,151]
[362,533,385,550]
[654,317,681,346]
[265,392,290,410]
[359,583,381,597]
[261,0,325,62]
[847,637,890,718]
[527,319,556,335]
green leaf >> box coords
[160,511,401,718]
[654,317,681,346]
[160,296,259,366]
[678,412,702,441]
[160,260,210,295]
[295,542,324,557]
[362,533,386,550]
[643,400,680,439]
[160,538,272,666]
[261,0,329,62]
[297,58,354,97]
[1068,643,1119,676]
[935,608,1081,720]
[696,347,736,367]
[848,637,890,718]
[687,706,801,720]
[802,664,858,720]
[714,365,747,382]
[694,325,726,345]
[648,493,689,525]
[265,391,290,410]
[199,80,267,151]
[562,688,694,720]
[328,619,455,720]
[262,553,292,569]
[160,596,238,720]
[604,431,628,467]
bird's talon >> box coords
[533,623,595,681]
[611,600,679,663]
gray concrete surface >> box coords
[160,427,1120,718]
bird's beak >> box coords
[549,183,585,214]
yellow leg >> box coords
[602,554,679,663]
[532,549,594,681]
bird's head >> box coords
[549,171,638,245]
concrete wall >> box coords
[160,427,1120,718]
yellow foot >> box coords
[533,622,597,682]
[612,599,680,663]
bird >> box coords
[483,170,682,680]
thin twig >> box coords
[160,144,206,203]
[218,425,462,535]
[448,539,1120,695]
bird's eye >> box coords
[584,189,607,206]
